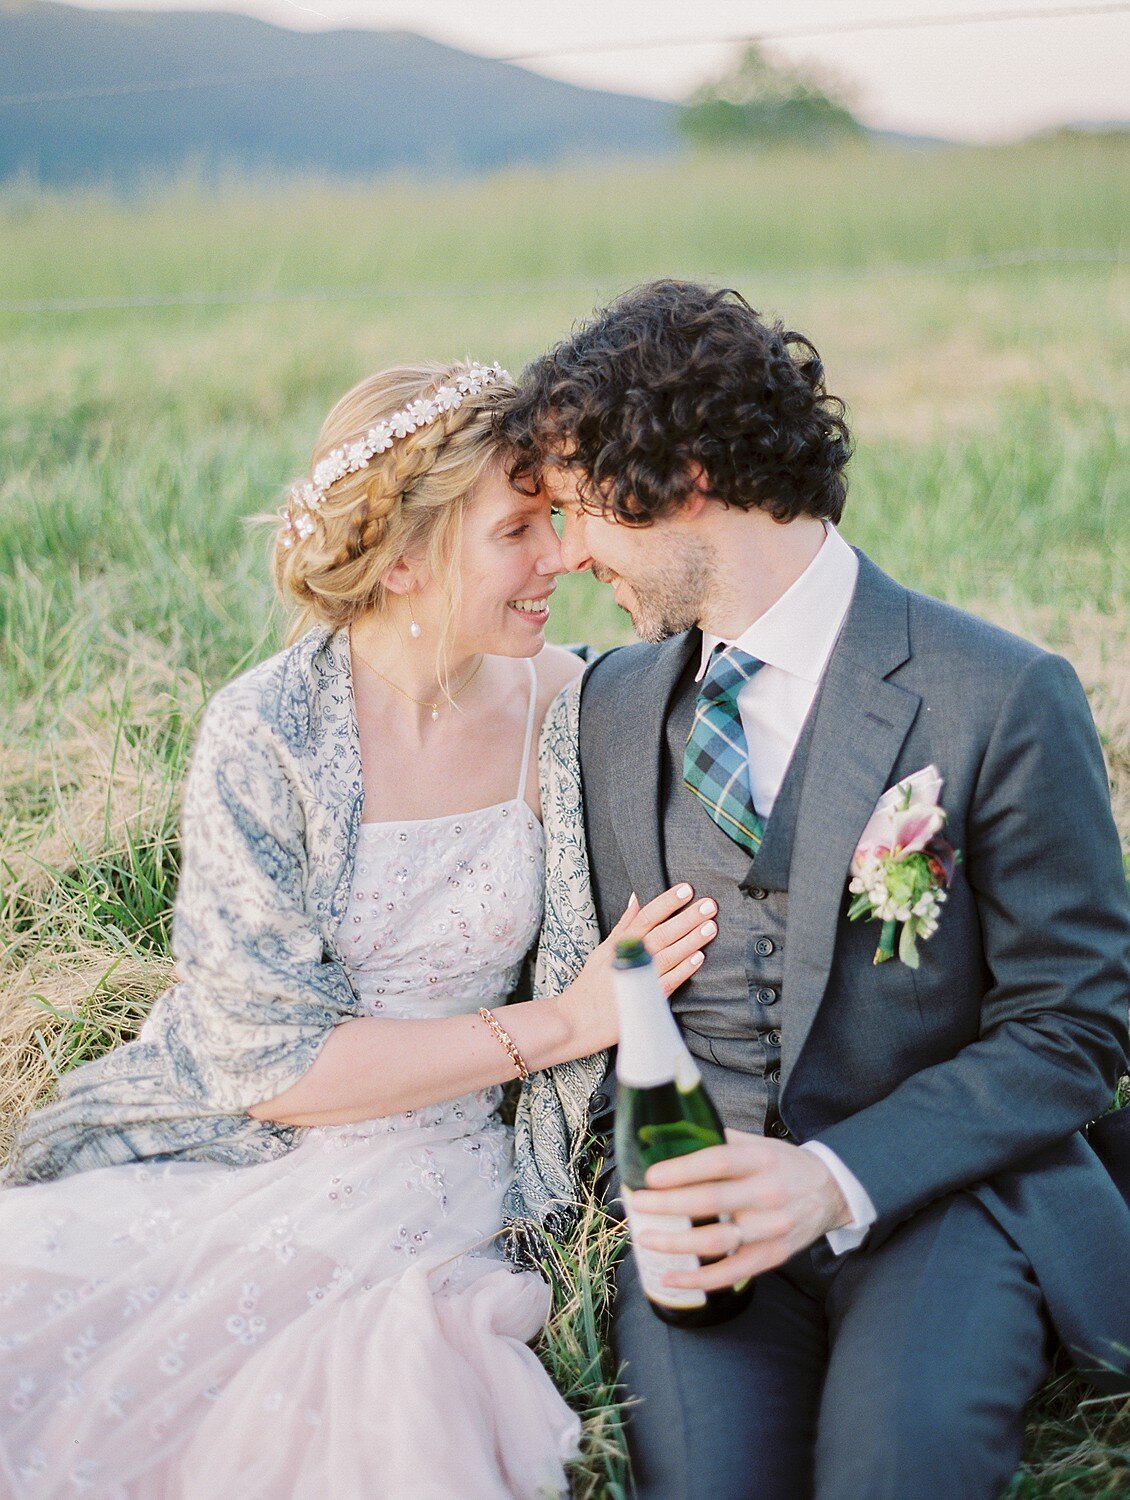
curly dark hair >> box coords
[499,279,852,525]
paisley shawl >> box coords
[9,636,609,1230]
[7,627,367,1183]
[504,676,609,1256]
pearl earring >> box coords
[408,596,421,640]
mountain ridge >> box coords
[0,0,679,185]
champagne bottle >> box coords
[613,937,754,1328]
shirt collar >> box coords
[697,523,860,684]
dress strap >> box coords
[516,657,538,802]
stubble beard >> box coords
[603,537,717,644]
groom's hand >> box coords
[630,1129,852,1290]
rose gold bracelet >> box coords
[478,1006,530,1082]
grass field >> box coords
[1,135,1128,1495]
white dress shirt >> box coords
[697,523,876,1254]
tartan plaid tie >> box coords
[683,646,766,856]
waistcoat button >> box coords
[770,1119,791,1139]
[768,1067,781,1084]
[765,1030,781,1047]
[756,987,778,1006]
[754,937,775,957]
[746,887,768,901]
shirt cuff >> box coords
[799,1140,877,1255]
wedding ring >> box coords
[719,1213,748,1252]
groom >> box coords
[500,281,1130,1499]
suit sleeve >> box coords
[815,651,1130,1235]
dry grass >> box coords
[1011,1361,1130,1497]
[1,604,1124,1497]
[0,948,174,1158]
[534,1191,634,1500]
[1,142,1126,1495]
[3,607,1123,1142]
[0,653,190,1154]
[3,709,174,896]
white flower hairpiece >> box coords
[281,360,510,546]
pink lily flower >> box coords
[852,766,946,876]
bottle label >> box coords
[673,1051,702,1092]
[621,1187,707,1310]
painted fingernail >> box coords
[700,921,716,937]
[699,900,715,915]
[677,884,692,899]
[691,952,704,966]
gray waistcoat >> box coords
[660,655,819,1138]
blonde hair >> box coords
[271,361,517,654]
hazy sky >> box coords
[68,0,1130,141]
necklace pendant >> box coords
[430,706,440,723]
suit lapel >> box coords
[607,631,699,901]
[780,555,922,1089]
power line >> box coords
[0,249,1122,315]
[2,3,1128,108]
[500,3,1130,60]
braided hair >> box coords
[272,361,517,646]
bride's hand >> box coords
[561,885,718,1055]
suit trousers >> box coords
[613,1190,1051,1500]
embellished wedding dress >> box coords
[0,665,581,1499]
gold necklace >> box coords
[351,639,484,723]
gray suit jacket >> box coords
[511,551,1130,1390]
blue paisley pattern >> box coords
[8,631,609,1236]
[7,627,369,1184]
[504,676,608,1254]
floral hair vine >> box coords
[281,360,511,546]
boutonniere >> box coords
[847,765,960,968]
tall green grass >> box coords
[2,135,1127,304]
[1,136,1128,1495]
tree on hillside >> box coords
[678,45,864,149]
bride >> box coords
[0,359,717,1499]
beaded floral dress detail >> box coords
[0,665,580,1500]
